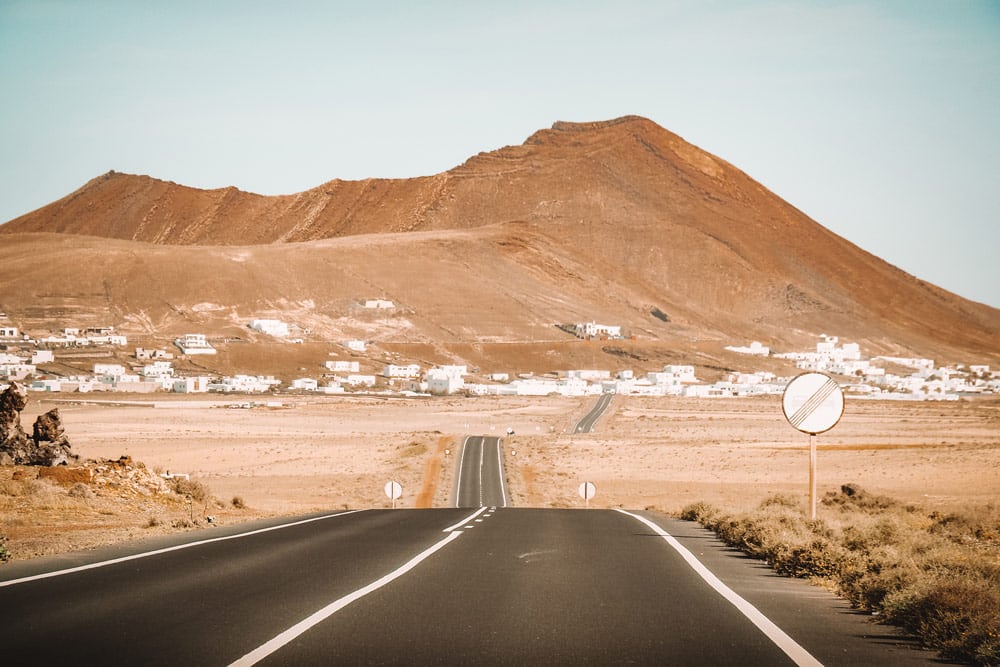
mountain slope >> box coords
[1,116,997,365]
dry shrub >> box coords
[169,478,210,503]
[680,485,1000,665]
[67,482,92,499]
[231,496,246,509]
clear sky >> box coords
[2,1,998,307]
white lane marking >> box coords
[229,529,464,667]
[615,510,823,667]
[495,437,509,508]
[454,436,471,508]
[442,506,488,532]
[0,510,364,589]
[480,438,487,504]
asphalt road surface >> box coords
[574,392,614,433]
[454,434,509,508]
[0,509,934,666]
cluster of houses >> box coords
[2,314,997,400]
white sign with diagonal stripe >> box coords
[782,372,844,435]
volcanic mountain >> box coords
[1,116,997,373]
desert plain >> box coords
[3,392,998,561]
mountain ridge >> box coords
[0,116,997,368]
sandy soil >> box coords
[4,393,999,559]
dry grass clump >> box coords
[168,477,211,503]
[681,485,1000,665]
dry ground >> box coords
[3,393,998,561]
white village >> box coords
[1,308,997,401]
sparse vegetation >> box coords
[681,486,1000,665]
[169,477,210,504]
[231,495,246,509]
[0,533,10,562]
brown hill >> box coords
[1,116,997,370]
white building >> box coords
[136,347,174,360]
[249,319,290,337]
[363,299,395,309]
[426,368,465,395]
[31,350,54,364]
[290,378,319,391]
[575,322,622,339]
[345,374,376,387]
[564,369,612,381]
[94,363,127,378]
[0,327,19,338]
[208,375,280,393]
[172,377,209,393]
[344,340,367,352]
[664,365,697,382]
[725,341,770,356]
[142,361,174,378]
[326,360,360,373]
[174,333,217,355]
[385,364,421,378]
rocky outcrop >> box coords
[0,382,29,458]
[0,382,77,466]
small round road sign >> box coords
[384,480,402,500]
[578,481,596,501]
[782,372,844,435]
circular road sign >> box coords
[384,480,403,500]
[782,372,845,435]
[578,481,596,501]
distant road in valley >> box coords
[453,435,509,508]
[574,392,614,433]
[0,508,933,665]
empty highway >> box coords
[574,392,614,433]
[454,435,508,508]
[0,508,933,665]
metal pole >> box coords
[809,434,817,520]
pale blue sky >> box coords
[2,1,998,307]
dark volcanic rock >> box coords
[0,383,77,466]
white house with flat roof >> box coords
[249,319,290,337]
[174,333,217,355]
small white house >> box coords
[344,340,367,352]
[290,378,319,391]
[0,327,18,338]
[575,322,622,339]
[363,299,395,309]
[345,374,376,387]
[326,360,360,373]
[385,364,421,378]
[426,368,464,395]
[172,377,209,393]
[174,333,217,355]
[249,319,290,337]
[31,350,54,364]
[142,361,174,378]
[94,363,127,378]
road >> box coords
[454,435,509,508]
[574,391,614,433]
[0,508,933,665]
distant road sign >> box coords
[578,482,596,502]
[384,480,402,501]
[782,372,844,435]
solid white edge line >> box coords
[454,435,471,508]
[495,437,508,508]
[442,506,488,532]
[615,509,824,667]
[0,509,365,588]
[229,529,464,667]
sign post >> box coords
[782,372,844,520]
[578,481,596,508]
[384,480,403,509]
